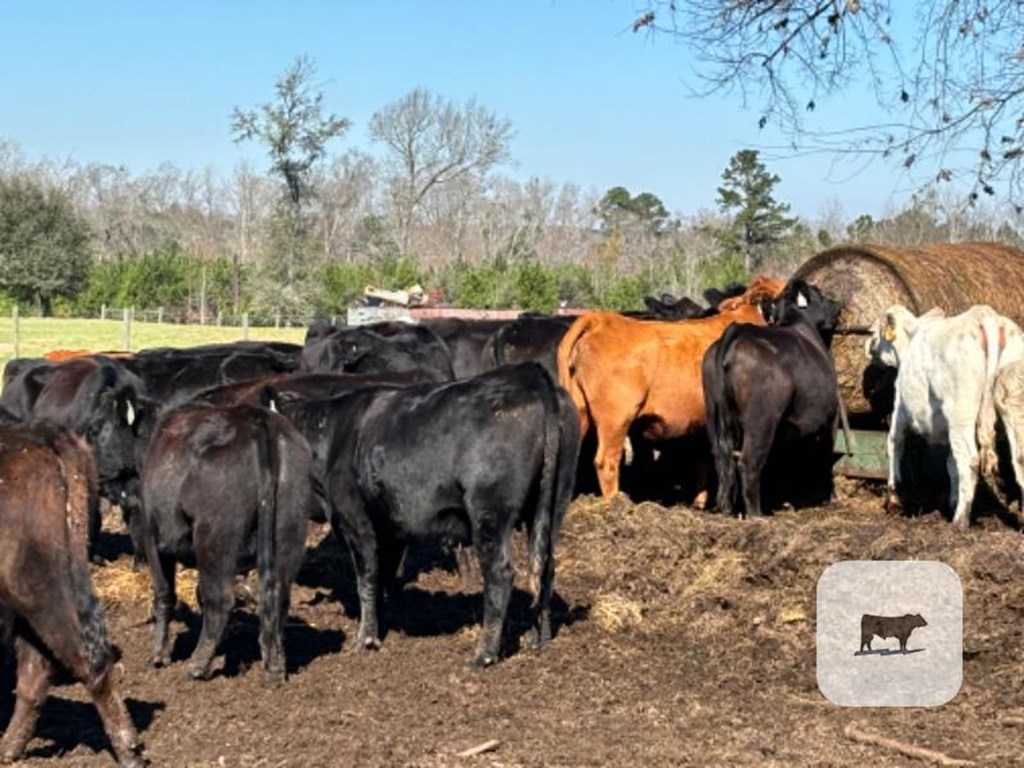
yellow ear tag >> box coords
[882,326,896,342]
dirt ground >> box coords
[6,480,1024,768]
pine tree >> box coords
[716,150,795,273]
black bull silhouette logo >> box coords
[859,613,928,654]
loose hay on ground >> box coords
[92,559,200,610]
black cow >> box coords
[702,282,747,309]
[0,357,59,419]
[483,315,578,379]
[639,293,706,319]
[300,323,454,381]
[139,403,314,681]
[191,370,439,408]
[418,317,513,379]
[276,362,580,666]
[16,357,150,547]
[124,341,301,406]
[860,613,928,653]
[0,424,145,766]
[702,278,842,518]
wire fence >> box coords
[93,304,325,329]
[5,305,323,361]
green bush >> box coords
[319,262,377,315]
[553,264,598,308]
[512,260,558,313]
[599,273,654,311]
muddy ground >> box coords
[5,480,1024,767]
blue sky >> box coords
[1,1,921,220]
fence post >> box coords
[274,307,281,329]
[157,307,164,324]
[11,305,19,359]
[216,311,223,327]
[123,307,133,351]
[101,303,107,321]
[242,313,250,340]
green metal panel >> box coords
[833,428,888,480]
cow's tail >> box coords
[710,325,741,514]
[255,415,282,651]
[528,368,580,645]
[978,315,1024,494]
[54,429,114,678]
[485,324,508,369]
[555,315,594,439]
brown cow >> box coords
[0,424,145,766]
[557,277,783,501]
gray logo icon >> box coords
[817,561,962,707]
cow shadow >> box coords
[166,604,344,680]
[891,433,1022,530]
[853,648,925,656]
[620,431,711,507]
[292,528,588,657]
[295,531,466,618]
[384,585,586,645]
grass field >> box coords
[0,316,308,372]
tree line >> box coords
[0,57,1022,320]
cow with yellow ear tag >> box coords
[866,303,1024,527]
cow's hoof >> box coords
[692,492,709,511]
[188,664,211,681]
[149,654,169,669]
[1,749,21,764]
[118,752,149,768]
[357,636,382,652]
[953,516,971,531]
[470,653,498,668]
[526,627,550,650]
[884,489,902,514]
[263,667,286,685]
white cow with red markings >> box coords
[866,304,1024,528]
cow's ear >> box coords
[882,312,898,342]
[796,290,809,308]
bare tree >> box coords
[634,1,1024,206]
[369,87,514,254]
[227,163,275,313]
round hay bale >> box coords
[794,241,1024,423]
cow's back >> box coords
[560,307,764,436]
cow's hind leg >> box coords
[947,427,979,529]
[147,550,177,669]
[471,519,515,667]
[13,615,144,767]
[1,634,51,762]
[739,416,778,518]
[331,504,384,651]
[594,417,634,498]
[188,566,235,680]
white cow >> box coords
[866,304,1024,527]
[984,359,1024,505]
